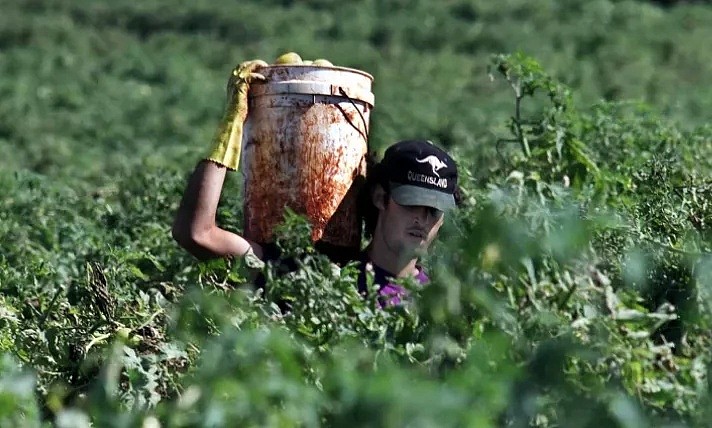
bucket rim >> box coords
[258,64,374,82]
[250,81,375,106]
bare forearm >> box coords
[180,226,257,261]
[173,160,259,260]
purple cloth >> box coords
[357,256,429,306]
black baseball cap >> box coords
[381,140,458,212]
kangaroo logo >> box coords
[416,155,447,177]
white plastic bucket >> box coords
[241,65,374,254]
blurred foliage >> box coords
[2,0,712,427]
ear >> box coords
[372,184,387,210]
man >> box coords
[172,61,460,304]
[356,139,459,304]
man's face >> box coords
[376,195,445,259]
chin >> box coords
[402,239,428,254]
[403,236,424,246]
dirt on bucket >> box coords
[240,65,374,258]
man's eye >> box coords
[428,207,443,218]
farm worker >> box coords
[172,60,461,305]
[354,139,460,305]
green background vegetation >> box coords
[1,0,711,426]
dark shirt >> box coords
[256,244,429,307]
[356,252,429,306]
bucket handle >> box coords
[336,86,369,143]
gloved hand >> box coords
[205,59,268,170]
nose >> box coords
[412,206,431,225]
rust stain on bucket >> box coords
[241,65,374,253]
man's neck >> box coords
[365,241,419,278]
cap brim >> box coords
[390,183,456,212]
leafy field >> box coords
[1,0,712,426]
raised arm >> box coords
[173,60,268,261]
[172,160,263,260]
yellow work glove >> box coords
[205,59,268,170]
